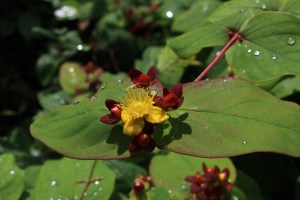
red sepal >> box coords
[100,114,120,125]
[105,99,119,110]
[147,66,156,81]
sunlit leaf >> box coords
[154,78,300,157]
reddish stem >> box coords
[194,33,240,82]
[79,161,97,200]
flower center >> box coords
[121,87,154,119]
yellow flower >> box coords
[120,87,169,136]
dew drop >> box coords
[93,192,98,196]
[50,180,58,187]
[242,141,247,145]
[100,82,107,89]
[73,196,78,200]
[98,187,103,192]
[205,78,211,83]
[181,185,187,190]
[242,70,246,74]
[256,0,260,3]
[240,8,244,13]
[130,84,135,89]
[150,89,158,96]
[73,100,79,105]
[253,50,260,56]
[262,4,267,10]
[166,11,173,18]
[232,196,239,200]
[271,55,277,60]
[247,49,252,53]
[94,180,100,185]
[287,37,296,45]
[216,51,221,56]
[90,95,97,101]
[77,44,83,51]
[83,110,88,114]
[117,79,123,83]
[9,170,15,175]
[83,192,88,196]
[168,189,172,194]
[49,197,54,200]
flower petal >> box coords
[105,99,119,110]
[123,118,145,137]
[170,83,183,97]
[121,111,130,123]
[145,106,169,123]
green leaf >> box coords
[23,165,42,199]
[38,89,72,111]
[172,0,222,32]
[34,157,115,200]
[268,76,300,98]
[168,24,229,59]
[58,62,89,95]
[154,78,300,157]
[150,187,170,200]
[226,12,300,83]
[149,153,236,199]
[17,12,41,40]
[0,154,24,200]
[232,170,264,200]
[99,72,128,83]
[30,80,132,159]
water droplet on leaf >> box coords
[287,37,296,45]
[9,170,15,175]
[77,44,83,51]
[50,180,58,187]
[240,8,244,13]
[205,78,210,83]
[93,192,98,196]
[253,50,260,56]
[150,89,158,96]
[247,49,252,53]
[100,82,107,89]
[242,141,247,145]
[73,100,79,105]
[262,4,267,10]
[98,187,103,192]
[242,70,246,74]
[168,189,172,194]
[271,55,277,60]
[166,11,173,18]
[117,79,123,83]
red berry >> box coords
[133,181,144,191]
[138,133,151,147]
[110,106,122,119]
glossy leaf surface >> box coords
[0,154,24,200]
[31,81,132,159]
[154,78,300,157]
[34,157,115,200]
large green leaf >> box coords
[34,157,115,200]
[154,78,300,157]
[226,12,300,83]
[30,81,133,159]
[149,153,236,199]
[0,154,24,200]
[168,24,228,59]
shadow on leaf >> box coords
[154,112,192,148]
[106,125,131,155]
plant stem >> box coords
[194,33,240,82]
[79,160,97,200]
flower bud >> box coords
[138,133,151,147]
[110,106,122,119]
[133,180,144,192]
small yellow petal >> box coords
[121,111,130,123]
[144,106,169,124]
[123,118,145,137]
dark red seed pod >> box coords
[138,133,151,147]
[129,139,142,153]
[143,138,156,152]
[138,175,145,181]
[133,180,144,192]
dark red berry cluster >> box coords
[185,163,233,200]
